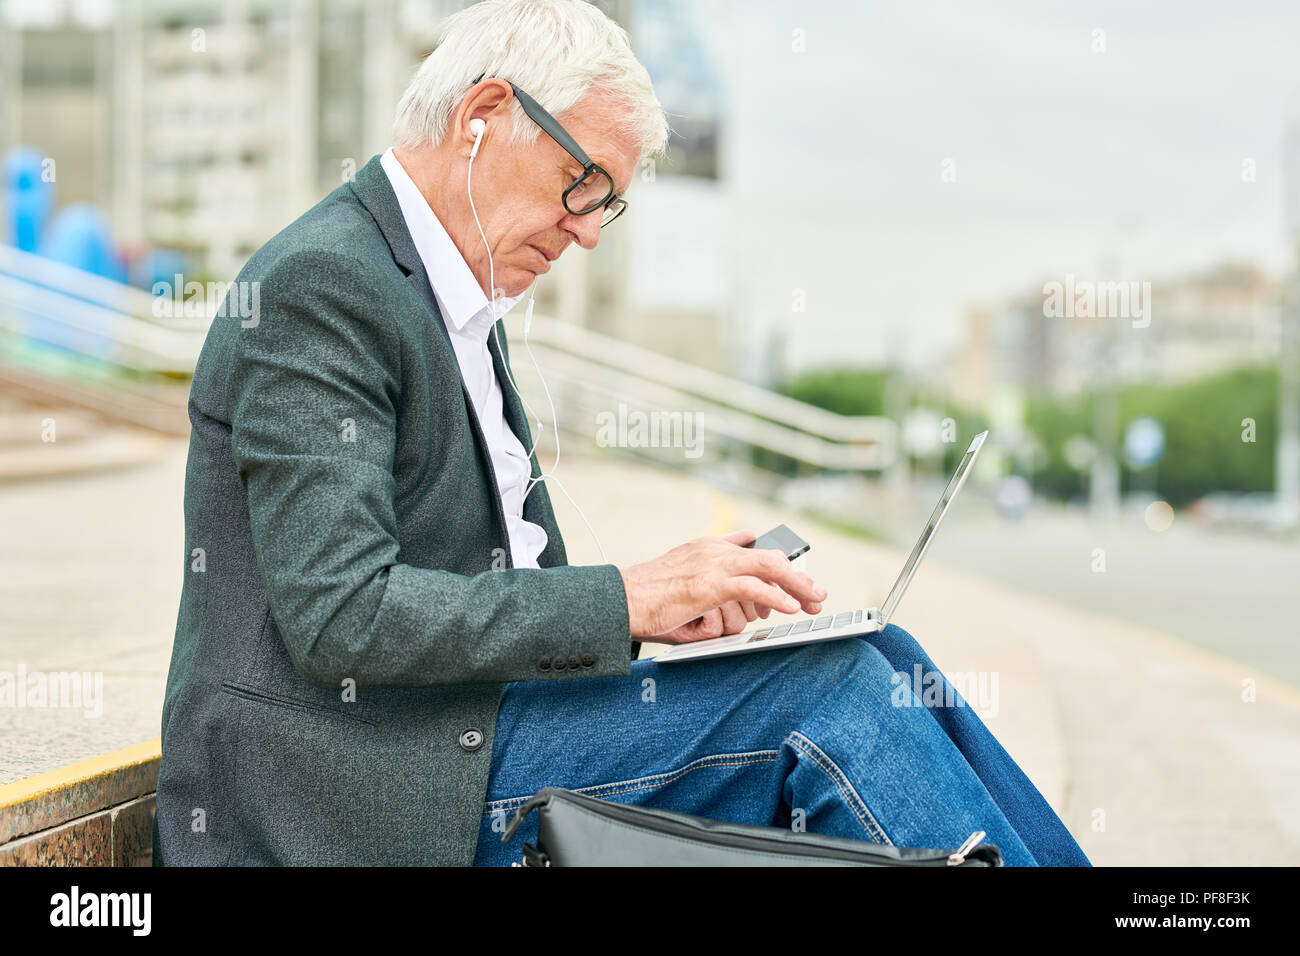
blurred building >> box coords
[1,0,451,278]
[0,0,732,367]
[947,261,1284,404]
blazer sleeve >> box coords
[226,247,633,688]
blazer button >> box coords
[568,656,581,670]
[553,657,566,670]
[581,654,595,668]
[459,728,484,752]
[538,657,552,671]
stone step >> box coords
[0,409,104,448]
[0,428,175,481]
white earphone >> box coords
[464,116,606,562]
[468,117,486,158]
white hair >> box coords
[393,0,669,161]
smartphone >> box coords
[744,524,810,561]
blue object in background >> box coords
[130,246,187,292]
[3,146,55,253]
[1124,417,1166,469]
[27,204,124,360]
[40,203,126,282]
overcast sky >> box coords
[636,0,1300,374]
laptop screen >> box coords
[878,430,988,625]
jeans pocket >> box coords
[784,731,892,845]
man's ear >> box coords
[452,78,514,157]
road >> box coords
[891,497,1300,691]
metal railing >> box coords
[0,245,199,434]
[507,318,896,473]
[0,243,207,375]
[0,241,896,471]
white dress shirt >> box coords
[380,147,548,569]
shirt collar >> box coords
[380,147,522,338]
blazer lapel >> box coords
[485,322,532,455]
[348,155,515,558]
[486,317,568,568]
[348,156,456,352]
[348,154,568,568]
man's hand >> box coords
[618,529,827,643]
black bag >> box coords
[502,787,1002,867]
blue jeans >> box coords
[472,625,1090,867]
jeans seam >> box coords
[784,730,892,845]
[482,749,780,815]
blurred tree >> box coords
[778,366,888,417]
[774,363,1277,506]
[1026,364,1277,506]
[1119,365,1276,506]
[745,367,890,476]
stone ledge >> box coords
[0,739,160,846]
[0,794,155,866]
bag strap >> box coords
[504,792,557,867]
[501,791,551,843]
[517,842,551,867]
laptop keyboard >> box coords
[747,608,869,643]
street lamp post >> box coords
[1279,96,1300,528]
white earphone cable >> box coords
[467,140,545,457]
[520,291,562,503]
[465,129,606,563]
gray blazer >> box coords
[153,155,633,866]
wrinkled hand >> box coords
[619,529,826,644]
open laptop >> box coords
[654,430,989,664]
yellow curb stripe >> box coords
[996,581,1300,711]
[636,489,738,660]
[1102,612,1300,711]
[0,738,161,810]
[702,490,736,536]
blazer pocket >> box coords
[218,680,377,727]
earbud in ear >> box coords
[469,118,486,159]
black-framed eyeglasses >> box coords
[473,74,628,227]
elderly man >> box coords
[155,0,1088,867]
